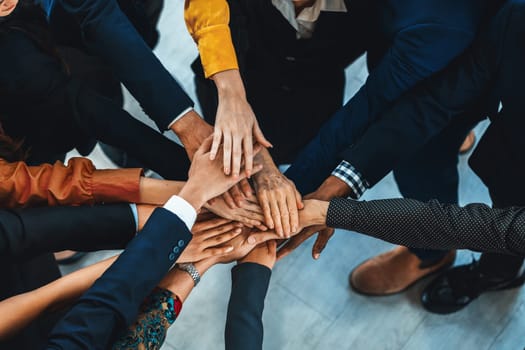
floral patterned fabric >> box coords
[112,287,182,350]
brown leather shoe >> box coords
[349,246,456,296]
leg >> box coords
[350,112,477,295]
[421,190,525,314]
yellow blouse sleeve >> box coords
[184,0,239,78]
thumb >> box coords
[254,123,273,148]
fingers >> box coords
[240,178,253,197]
[229,184,245,207]
[223,132,232,175]
[277,194,291,237]
[254,123,273,148]
[258,191,275,231]
[208,130,222,160]
[193,217,232,233]
[222,191,237,209]
[276,226,320,260]
[232,135,242,178]
[247,231,281,245]
[243,136,254,178]
[269,192,283,236]
[312,228,335,259]
[203,226,243,245]
[267,239,277,254]
[285,188,299,235]
[201,245,235,260]
[294,187,304,209]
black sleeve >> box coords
[0,204,136,261]
[327,198,525,256]
[225,262,272,350]
[339,1,513,186]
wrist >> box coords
[315,176,354,200]
[178,185,206,212]
[211,69,246,97]
[170,110,213,158]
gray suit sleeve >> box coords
[327,198,525,256]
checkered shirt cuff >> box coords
[331,161,369,199]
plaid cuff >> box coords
[331,161,369,199]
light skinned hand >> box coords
[204,194,266,229]
[238,240,277,270]
[210,227,260,264]
[180,135,263,210]
[177,218,244,263]
[209,71,272,178]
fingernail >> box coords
[314,253,320,259]
[292,226,298,233]
[235,228,242,233]
[225,246,234,252]
[248,236,256,244]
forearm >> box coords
[0,256,118,340]
[326,198,525,255]
[138,178,185,205]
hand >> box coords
[221,178,254,208]
[204,194,266,229]
[170,109,214,160]
[238,240,277,270]
[210,70,272,178]
[210,227,259,264]
[253,160,303,237]
[276,225,334,261]
[177,217,243,263]
[179,135,263,210]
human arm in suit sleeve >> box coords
[285,22,482,194]
[46,207,193,350]
[225,262,271,350]
[326,197,525,256]
[338,4,513,187]
[0,204,137,262]
[56,0,194,130]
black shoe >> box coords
[421,259,525,314]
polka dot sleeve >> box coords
[327,197,525,256]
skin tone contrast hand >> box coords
[238,240,277,270]
[210,69,272,177]
[276,176,351,259]
[176,217,244,263]
[252,149,303,237]
[0,0,18,17]
[204,194,266,229]
[170,109,214,161]
[178,135,263,211]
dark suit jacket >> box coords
[225,262,271,350]
[45,207,192,349]
[0,204,136,350]
[40,0,193,130]
[283,0,499,194]
[335,0,525,203]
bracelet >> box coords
[176,263,201,286]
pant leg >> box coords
[393,111,478,261]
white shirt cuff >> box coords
[167,107,194,129]
[163,195,197,230]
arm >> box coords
[0,204,138,261]
[285,23,490,195]
[225,261,272,350]
[325,198,525,256]
[184,0,270,177]
[0,157,142,207]
[56,0,194,130]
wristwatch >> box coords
[177,263,201,286]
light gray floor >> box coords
[61,2,524,349]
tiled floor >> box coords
[62,2,524,349]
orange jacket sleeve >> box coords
[0,157,142,208]
[184,0,239,78]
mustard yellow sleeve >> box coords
[184,0,239,78]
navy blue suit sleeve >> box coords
[46,208,192,350]
[286,24,478,194]
[225,263,272,350]
[339,4,511,186]
[56,0,194,130]
[0,204,135,261]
